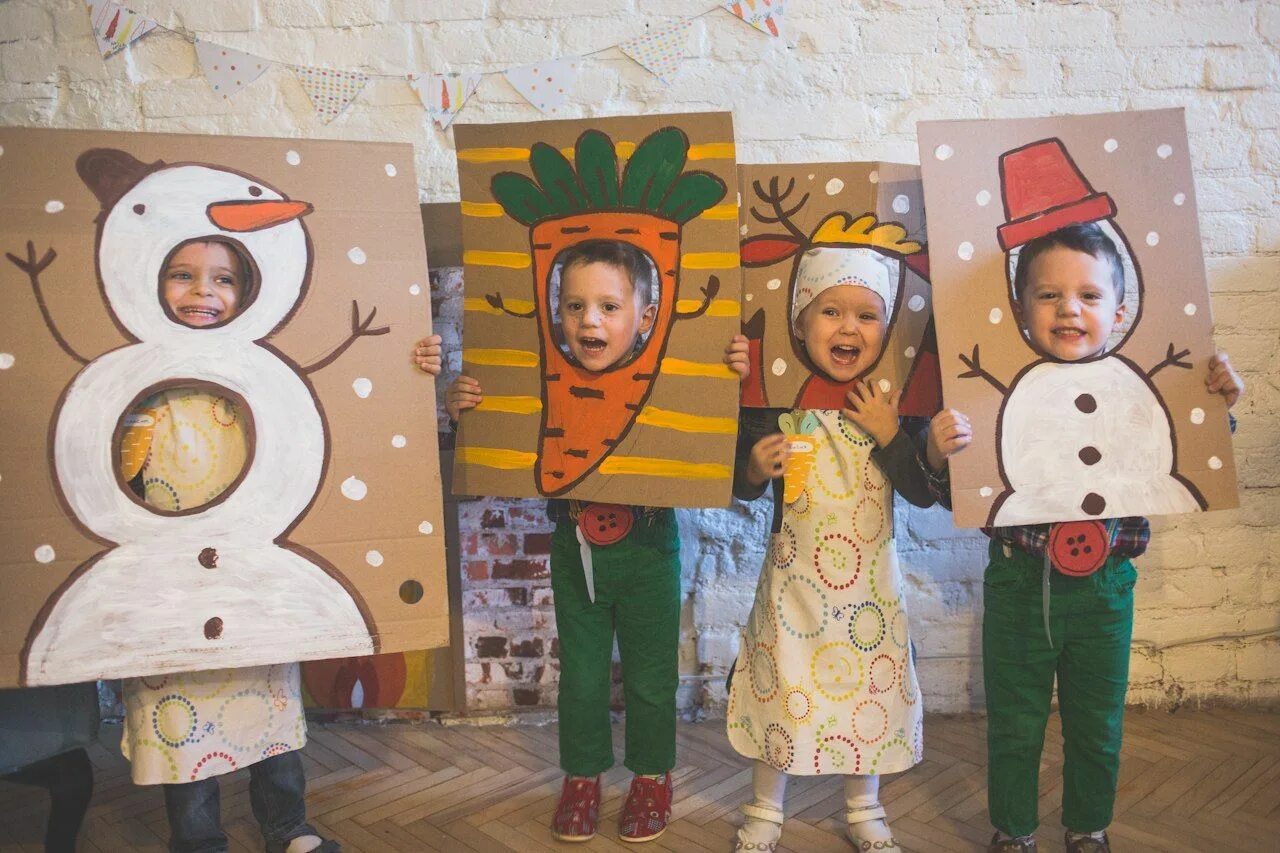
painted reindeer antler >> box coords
[750,176,810,241]
[740,176,813,267]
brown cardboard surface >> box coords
[918,109,1238,528]
[736,162,940,416]
[0,127,448,687]
[452,113,741,508]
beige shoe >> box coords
[846,802,899,850]
[733,802,783,852]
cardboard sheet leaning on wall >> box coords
[0,127,449,687]
[918,108,1238,529]
[451,112,742,508]
[736,162,941,416]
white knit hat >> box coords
[791,246,899,326]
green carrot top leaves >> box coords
[491,127,727,226]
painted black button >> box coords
[1075,394,1097,413]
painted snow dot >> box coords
[341,476,367,501]
[1146,231,1160,246]
[771,358,788,376]
[877,378,891,393]
[934,144,953,161]
[807,173,815,180]
[745,293,754,302]
[907,294,926,312]
[1174,192,1186,206]
[365,550,384,567]
[1184,302,1197,316]
[418,520,434,535]
[1190,407,1205,425]
[391,434,407,448]
[1208,456,1223,470]
[384,163,397,177]
[34,545,55,564]
[766,278,782,291]
[891,195,910,214]
[904,346,916,359]
[408,283,421,296]
[352,377,373,398]
[347,247,367,265]
[1103,138,1118,153]
[988,307,1003,324]
[957,241,974,261]
[868,170,879,184]
[979,486,993,498]
[44,200,64,214]
[976,189,991,206]
[825,178,845,195]
[1157,143,1173,159]
[0,353,14,369]
[285,150,301,165]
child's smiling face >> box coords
[162,241,245,327]
[558,260,657,372]
[794,285,888,383]
[1013,245,1125,361]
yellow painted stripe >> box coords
[462,348,540,368]
[661,358,738,380]
[475,395,543,415]
[636,407,738,435]
[458,446,537,470]
[458,147,530,163]
[675,298,739,318]
[700,203,740,221]
[464,250,531,269]
[682,252,740,270]
[459,140,731,165]
[598,456,732,480]
[688,142,736,161]
[461,201,504,217]
[463,296,537,315]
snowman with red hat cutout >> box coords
[958,138,1204,538]
[10,148,380,685]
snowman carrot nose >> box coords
[207,199,313,232]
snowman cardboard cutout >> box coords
[0,128,449,687]
[919,109,1238,529]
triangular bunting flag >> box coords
[619,20,693,84]
[410,72,482,130]
[86,1,158,59]
[195,40,270,99]
[293,66,369,124]
[721,0,786,37]
[504,57,581,115]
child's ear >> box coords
[1113,299,1127,326]
[639,303,658,334]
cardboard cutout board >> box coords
[918,109,1238,528]
[0,127,449,687]
[452,113,742,507]
[737,162,940,416]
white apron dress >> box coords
[726,410,923,776]
[119,390,306,785]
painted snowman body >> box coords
[993,357,1200,526]
[24,161,372,685]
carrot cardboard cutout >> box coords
[453,114,742,508]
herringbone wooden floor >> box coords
[3,709,1277,852]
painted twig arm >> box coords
[957,344,1008,396]
[302,300,390,374]
[674,275,720,320]
[485,291,536,319]
[1146,343,1193,378]
[5,241,89,366]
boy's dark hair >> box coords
[1012,223,1125,303]
[557,239,657,305]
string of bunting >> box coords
[83,0,788,128]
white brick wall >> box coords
[2,0,1276,712]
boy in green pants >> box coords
[922,223,1244,853]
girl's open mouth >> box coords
[830,344,861,365]
[178,306,222,323]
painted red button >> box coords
[578,503,634,546]
[1047,520,1109,577]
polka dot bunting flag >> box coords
[619,20,693,85]
[721,0,787,38]
[503,57,582,115]
[293,65,370,125]
[195,40,269,99]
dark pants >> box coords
[163,750,314,853]
[983,539,1136,837]
[2,747,94,853]
[551,510,682,777]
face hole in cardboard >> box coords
[788,248,899,383]
[115,381,256,516]
[158,236,260,330]
[547,240,660,373]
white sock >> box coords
[284,836,322,853]
[845,774,894,845]
[737,761,788,845]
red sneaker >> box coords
[551,775,600,842]
[619,772,673,843]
